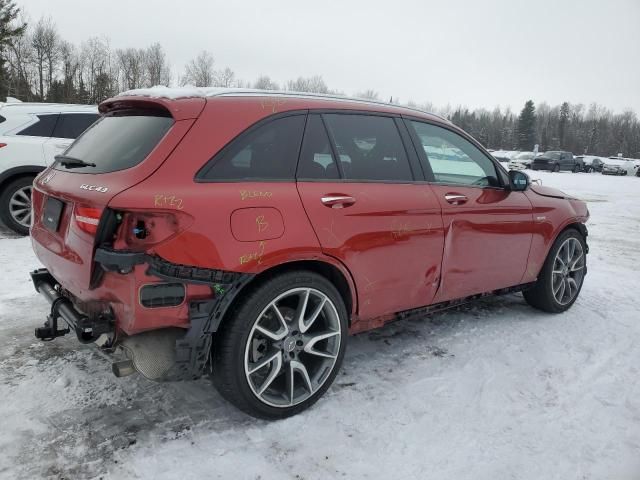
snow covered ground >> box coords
[1,171,639,480]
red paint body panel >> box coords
[429,185,533,302]
[29,93,589,337]
[297,182,444,323]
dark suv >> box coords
[29,88,589,419]
[532,151,582,172]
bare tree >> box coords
[355,89,379,100]
[214,66,237,87]
[286,75,328,94]
[144,42,170,87]
[253,75,279,91]
[31,17,58,99]
[116,47,145,90]
[181,50,214,87]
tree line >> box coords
[0,1,638,158]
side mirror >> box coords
[508,170,530,191]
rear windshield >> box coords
[54,113,174,173]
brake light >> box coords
[74,206,102,235]
[0,143,6,148]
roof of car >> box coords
[115,86,450,124]
[0,102,98,114]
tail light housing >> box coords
[111,210,193,251]
[74,206,103,235]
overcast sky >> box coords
[22,0,640,114]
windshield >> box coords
[54,113,174,173]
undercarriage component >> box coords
[31,268,114,344]
[120,328,185,380]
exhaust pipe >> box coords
[112,359,136,377]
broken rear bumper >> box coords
[30,268,114,343]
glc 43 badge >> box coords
[80,184,108,193]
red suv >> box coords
[29,89,589,419]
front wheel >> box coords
[212,271,348,419]
[524,229,587,313]
[553,163,560,172]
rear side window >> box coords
[53,113,173,173]
[16,114,59,137]
[322,114,413,182]
[200,115,306,181]
[53,113,100,139]
[297,114,340,180]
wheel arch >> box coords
[0,165,44,192]
[221,258,357,330]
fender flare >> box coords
[0,165,45,189]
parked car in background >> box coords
[602,157,637,176]
[491,150,520,163]
[508,151,537,170]
[0,100,99,234]
[531,151,582,172]
[29,88,589,419]
[576,155,605,173]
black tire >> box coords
[212,270,348,419]
[572,165,580,173]
[0,176,34,236]
[523,228,587,313]
[553,163,560,172]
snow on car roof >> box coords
[116,86,451,123]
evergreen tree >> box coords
[0,0,26,99]
[517,100,536,150]
[558,102,570,148]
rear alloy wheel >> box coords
[553,163,560,172]
[213,271,347,419]
[573,165,580,173]
[0,176,34,235]
[524,229,587,313]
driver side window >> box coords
[409,121,499,187]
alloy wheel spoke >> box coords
[257,352,283,395]
[304,330,340,359]
[301,295,327,334]
[556,278,566,301]
[10,197,29,208]
[255,304,289,341]
[296,288,311,333]
[248,350,281,375]
[291,360,314,394]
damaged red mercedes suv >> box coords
[29,88,589,419]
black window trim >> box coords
[195,109,309,183]
[15,113,61,138]
[296,109,420,184]
[402,115,510,190]
[52,112,101,140]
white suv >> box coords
[0,101,99,234]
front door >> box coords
[296,113,444,322]
[405,119,533,303]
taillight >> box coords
[0,143,7,148]
[74,206,102,235]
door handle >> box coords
[444,193,468,205]
[321,195,356,208]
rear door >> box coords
[405,119,533,303]
[42,112,100,165]
[296,113,444,321]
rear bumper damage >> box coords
[31,249,253,381]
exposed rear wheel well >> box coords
[223,260,354,328]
